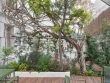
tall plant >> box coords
[1,47,14,65]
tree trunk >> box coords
[58,34,64,71]
[61,33,86,73]
[77,51,86,73]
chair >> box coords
[103,66,110,83]
[65,75,86,83]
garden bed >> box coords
[12,71,70,77]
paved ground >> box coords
[19,75,101,83]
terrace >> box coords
[19,76,101,83]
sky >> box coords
[91,0,96,3]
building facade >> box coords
[87,0,110,35]
[0,2,16,64]
[0,2,6,54]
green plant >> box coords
[49,59,59,71]
[19,63,29,71]
[18,55,27,64]
[27,51,42,68]
[85,36,100,67]
[99,20,110,66]
[84,69,95,76]
[70,65,81,75]
[85,20,110,67]
[73,67,81,75]
[95,71,103,76]
[1,47,14,65]
[9,61,19,71]
[69,59,82,75]
[36,55,51,71]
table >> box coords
[0,69,15,83]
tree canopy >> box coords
[1,0,93,72]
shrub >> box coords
[9,61,19,71]
[27,51,42,68]
[84,69,95,76]
[70,59,81,75]
[19,63,29,71]
[95,71,102,76]
[49,59,59,71]
[36,55,51,71]
[18,55,27,64]
[73,67,81,75]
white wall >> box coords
[0,1,6,63]
[0,17,5,55]
[94,0,109,18]
[0,0,6,48]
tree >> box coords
[1,0,92,72]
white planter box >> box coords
[12,71,70,77]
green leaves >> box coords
[19,63,29,71]
[9,61,19,70]
[2,47,14,57]
[99,20,110,65]
[52,24,60,33]
[28,0,51,16]
[86,26,110,67]
[63,27,73,35]
[70,7,92,24]
[36,55,51,71]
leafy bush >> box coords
[19,63,29,71]
[73,67,81,75]
[95,71,103,76]
[70,64,81,75]
[49,59,59,71]
[18,43,44,70]
[86,21,110,67]
[36,55,51,71]
[84,69,95,76]
[27,51,42,68]
[18,55,27,64]
[9,61,19,70]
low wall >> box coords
[12,71,70,77]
